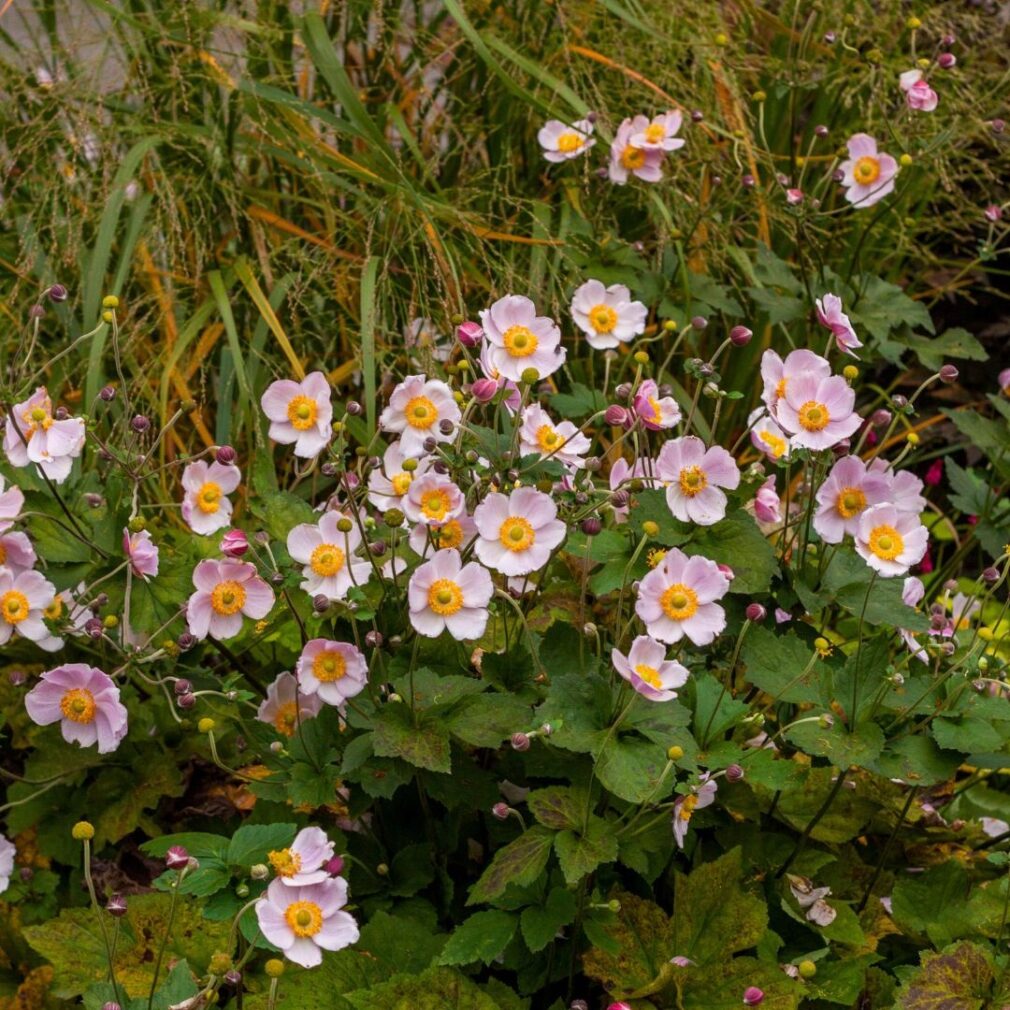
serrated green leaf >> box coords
[437,910,518,965]
[467,826,555,906]
[554,817,618,885]
[520,888,577,953]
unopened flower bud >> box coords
[610,490,629,509]
[939,364,959,383]
[84,493,104,509]
[985,205,1004,223]
[457,321,483,347]
[870,409,892,427]
[54,406,70,421]
[471,378,498,402]
[365,630,384,649]
[729,325,753,346]
[725,763,745,783]
[311,594,330,614]
[718,564,735,582]
[220,529,248,558]
[981,567,999,585]
[8,670,25,687]
[691,315,708,331]
[422,436,437,453]
[102,1003,122,1010]
[604,405,629,426]
[166,845,190,870]
[85,617,103,639]
[690,110,704,123]
[215,445,237,465]
[741,173,756,188]
[492,802,510,820]
[511,732,531,752]
[48,283,69,303]
[571,1001,589,1010]
[106,894,128,917]
[581,517,603,536]
[99,385,116,402]
[130,414,150,434]
[250,863,269,880]
[992,119,1006,135]
[324,855,345,876]
[937,52,956,68]
[438,418,454,436]
[225,970,242,986]
[743,986,765,1006]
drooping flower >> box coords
[839,134,899,208]
[0,476,24,532]
[295,639,368,706]
[629,110,685,152]
[402,472,465,527]
[608,116,665,185]
[0,835,13,894]
[3,387,86,483]
[186,559,274,640]
[181,461,241,536]
[257,672,323,737]
[609,457,660,523]
[0,568,55,645]
[518,405,591,469]
[408,548,494,640]
[1000,368,1010,395]
[537,119,595,162]
[656,436,740,526]
[379,374,461,456]
[611,635,689,702]
[633,380,682,430]
[815,294,862,357]
[673,776,717,848]
[268,827,336,887]
[899,576,929,663]
[759,349,831,421]
[635,548,730,646]
[287,512,371,601]
[752,476,782,526]
[0,531,36,574]
[477,343,523,413]
[869,460,927,515]
[855,504,929,577]
[123,528,159,579]
[570,280,648,351]
[748,409,792,462]
[256,876,359,968]
[776,372,861,450]
[473,487,566,576]
[899,69,938,112]
[25,664,128,753]
[366,443,430,512]
[479,296,565,383]
[260,372,333,458]
[813,456,892,543]
[787,874,837,927]
[408,512,477,556]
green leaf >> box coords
[871,736,961,786]
[932,716,1006,755]
[447,693,532,749]
[226,823,297,867]
[904,328,987,371]
[942,409,1009,459]
[760,766,877,843]
[739,626,824,704]
[850,274,934,341]
[248,490,319,547]
[389,843,436,898]
[685,511,777,594]
[821,549,930,630]
[678,957,801,1010]
[536,672,611,753]
[437,910,518,966]
[894,942,993,1010]
[243,949,387,1009]
[626,489,692,547]
[91,752,184,845]
[373,705,451,773]
[944,459,990,515]
[550,382,607,420]
[891,861,974,947]
[526,786,585,830]
[554,817,618,885]
[467,826,555,906]
[593,734,672,804]
[345,965,505,1010]
[357,910,445,973]
[520,888,577,953]
[786,721,885,768]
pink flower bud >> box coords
[743,987,765,1006]
[457,320,483,348]
[324,855,345,876]
[745,603,766,622]
[786,188,804,205]
[215,445,237,465]
[937,52,956,68]
[725,763,745,783]
[924,459,943,486]
[985,204,1003,223]
[607,1004,633,1010]
[511,732,531,752]
[471,378,499,403]
[939,364,959,384]
[165,845,190,870]
[729,326,753,346]
[220,528,249,558]
[492,802,510,820]
[717,564,735,582]
[604,405,629,426]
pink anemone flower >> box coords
[267,826,336,887]
[260,371,334,458]
[855,504,929,577]
[186,559,274,640]
[608,116,665,184]
[123,528,159,579]
[656,436,740,526]
[839,134,899,208]
[3,387,85,483]
[538,119,595,162]
[257,672,324,737]
[181,460,241,536]
[379,374,461,456]
[473,487,566,577]
[635,548,730,646]
[479,296,565,383]
[611,635,689,702]
[570,280,648,351]
[25,664,128,753]
[815,293,862,357]
[295,639,368,706]
[286,512,372,601]
[813,455,892,543]
[408,548,494,640]
[776,373,861,450]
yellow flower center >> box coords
[405,396,437,430]
[1,590,29,624]
[536,425,560,452]
[644,123,666,143]
[589,304,618,334]
[647,549,667,568]
[621,146,646,170]
[635,663,662,689]
[210,580,246,615]
[44,595,63,620]
[274,702,298,736]
[853,155,881,185]
[196,482,222,514]
[23,406,53,436]
[310,543,346,577]
[391,473,413,496]
[286,395,318,431]
[645,397,663,424]
[421,489,453,521]
[868,524,904,561]
[502,325,539,358]
[678,465,708,497]
[0,545,6,566]
[661,583,699,621]
[60,687,96,724]
[679,793,700,821]
[798,400,830,432]
[312,650,347,683]
[268,847,303,877]
[499,516,536,552]
[433,520,464,550]
[284,900,324,938]
[758,430,787,459]
[836,486,867,519]
[556,131,584,153]
[428,578,464,616]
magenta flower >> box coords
[0,531,36,574]
[839,134,899,208]
[611,635,689,702]
[255,876,359,968]
[220,529,249,558]
[295,639,368,706]
[633,380,682,430]
[286,512,371,601]
[474,487,566,576]
[815,293,862,357]
[257,672,323,737]
[379,374,461,456]
[3,387,85,483]
[408,548,494,640]
[855,504,929,577]
[813,455,892,543]
[629,110,685,152]
[538,119,595,162]
[776,372,861,450]
[759,348,830,421]
[268,827,335,887]
[0,568,55,645]
[899,70,938,112]
[181,460,240,536]
[519,405,591,469]
[123,528,159,579]
[673,776,717,848]
[25,664,127,753]
[186,559,274,640]
[570,280,648,350]
[479,296,565,383]
[0,476,24,532]
[635,548,730,646]
[608,116,665,184]
[402,472,465,527]
[260,371,333,459]
[656,436,740,526]
[366,443,430,513]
